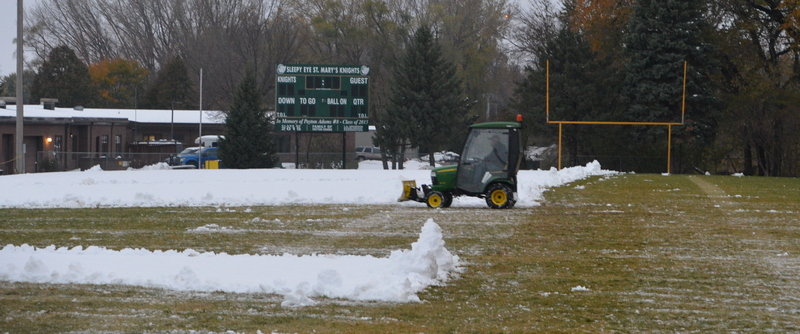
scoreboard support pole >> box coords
[295,132,300,169]
[342,132,347,169]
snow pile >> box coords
[0,161,614,208]
[0,161,613,305]
[515,161,614,205]
[0,219,458,306]
[136,162,173,170]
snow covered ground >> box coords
[0,161,614,306]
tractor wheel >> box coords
[426,191,447,209]
[441,192,453,208]
[485,183,515,209]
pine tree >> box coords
[384,26,470,166]
[622,0,718,142]
[30,45,94,107]
[144,56,194,109]
[218,71,278,169]
[0,70,36,104]
[620,0,719,173]
[528,25,618,166]
[513,3,623,167]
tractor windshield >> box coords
[456,128,510,194]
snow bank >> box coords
[0,161,614,306]
[0,161,614,208]
[0,219,459,306]
[516,161,613,206]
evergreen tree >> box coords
[622,0,718,142]
[218,70,278,169]
[30,45,95,107]
[620,0,720,173]
[0,70,36,104]
[373,105,410,169]
[515,23,619,167]
[513,2,623,168]
[144,56,194,109]
[383,26,470,166]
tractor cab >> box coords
[400,116,523,209]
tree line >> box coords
[512,0,800,176]
[2,0,799,176]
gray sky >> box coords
[0,0,25,77]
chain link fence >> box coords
[571,155,669,173]
[34,151,676,173]
[276,153,361,169]
[34,151,367,172]
[35,152,176,172]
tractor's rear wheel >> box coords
[485,183,515,209]
[426,191,446,209]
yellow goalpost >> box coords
[546,60,688,174]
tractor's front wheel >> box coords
[485,183,515,209]
[426,191,447,209]
[441,192,453,208]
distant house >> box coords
[0,99,224,173]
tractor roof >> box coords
[470,121,521,129]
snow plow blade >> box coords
[399,180,420,202]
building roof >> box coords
[0,104,225,124]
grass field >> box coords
[1,174,799,333]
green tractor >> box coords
[399,115,524,209]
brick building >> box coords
[0,99,224,174]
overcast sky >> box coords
[0,0,541,78]
[0,0,22,77]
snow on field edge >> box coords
[0,161,614,208]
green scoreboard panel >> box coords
[275,64,369,132]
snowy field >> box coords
[0,161,613,307]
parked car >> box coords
[418,151,460,164]
[355,146,382,160]
[166,147,200,166]
[179,147,219,168]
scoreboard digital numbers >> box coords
[275,64,369,132]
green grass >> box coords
[1,174,800,333]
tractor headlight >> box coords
[431,171,439,185]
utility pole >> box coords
[198,68,203,168]
[15,0,24,174]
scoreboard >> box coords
[275,64,369,132]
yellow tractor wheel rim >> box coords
[428,194,442,207]
[491,189,507,206]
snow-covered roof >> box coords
[0,104,225,124]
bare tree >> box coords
[507,0,561,67]
[25,0,115,64]
[26,0,308,110]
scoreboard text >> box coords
[275,64,370,132]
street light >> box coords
[170,100,182,141]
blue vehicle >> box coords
[166,147,200,166]
[179,147,219,168]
